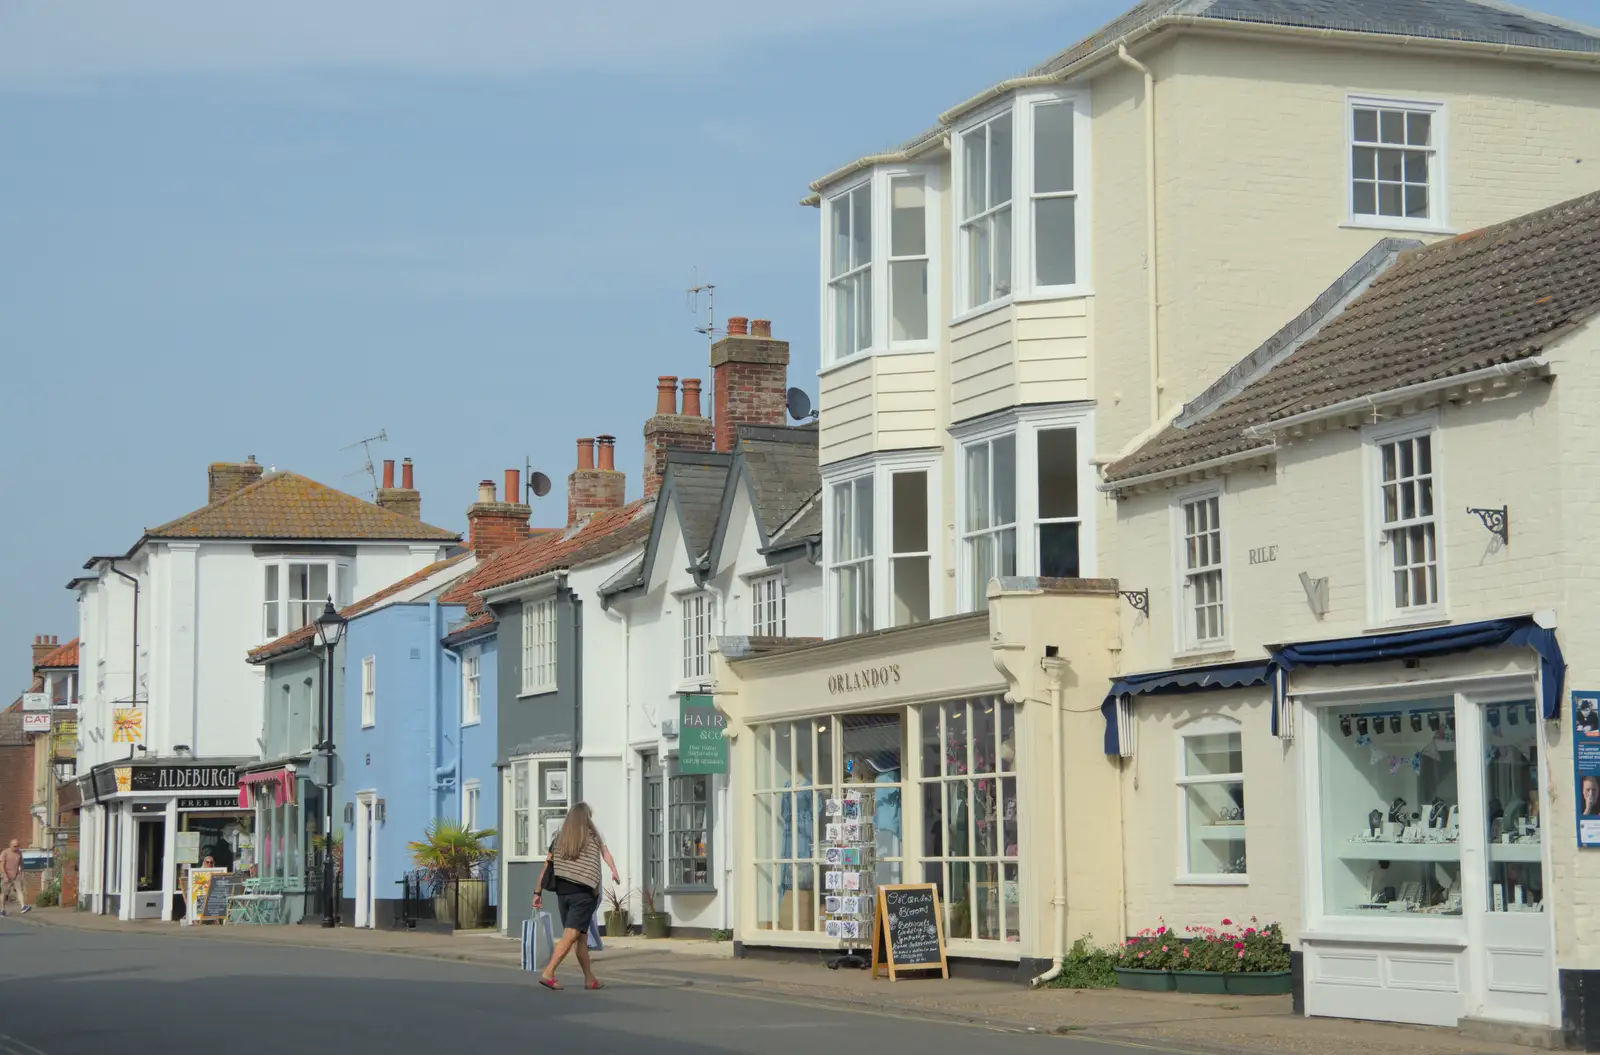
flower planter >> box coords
[1172,970,1230,994]
[1224,971,1292,996]
[1114,968,1175,991]
[642,912,672,939]
[604,910,630,938]
[433,878,488,929]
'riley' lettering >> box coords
[827,664,902,696]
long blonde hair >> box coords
[553,802,597,860]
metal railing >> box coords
[396,869,441,929]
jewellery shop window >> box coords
[1482,700,1542,913]
[751,714,905,935]
[1320,700,1460,918]
[919,696,1019,943]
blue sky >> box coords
[1,0,1596,693]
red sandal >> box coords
[586,980,604,990]
[538,977,563,991]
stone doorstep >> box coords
[1460,1017,1566,1051]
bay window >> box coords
[830,476,874,636]
[821,169,939,363]
[955,408,1094,612]
[824,453,941,637]
[954,89,1089,313]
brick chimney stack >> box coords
[712,317,789,452]
[568,436,627,527]
[466,475,532,558]
[31,635,59,670]
[208,455,264,505]
[642,376,714,498]
[376,456,423,521]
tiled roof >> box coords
[817,0,1600,189]
[146,471,458,542]
[441,499,656,616]
[1104,189,1600,485]
[248,553,475,663]
[35,638,78,670]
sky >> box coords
[1,0,1596,693]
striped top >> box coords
[550,831,604,892]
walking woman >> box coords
[534,802,620,991]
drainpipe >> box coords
[430,600,455,809]
[1030,656,1071,989]
[108,563,140,758]
[1117,43,1161,425]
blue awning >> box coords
[1101,661,1273,756]
[1270,616,1565,721]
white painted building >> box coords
[70,457,457,920]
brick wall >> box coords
[467,501,531,557]
[566,471,625,526]
[0,743,32,851]
[711,321,789,454]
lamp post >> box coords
[313,598,348,928]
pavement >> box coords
[0,909,1562,1055]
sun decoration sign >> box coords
[112,707,144,744]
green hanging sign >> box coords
[679,694,728,775]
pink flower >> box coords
[1182,949,1190,959]
[1138,951,1146,959]
[1245,928,1256,936]
[1156,926,1166,935]
[1234,942,1244,950]
[1161,946,1169,952]
[1237,950,1245,959]
[1221,918,1232,926]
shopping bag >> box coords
[586,912,603,952]
[521,910,558,971]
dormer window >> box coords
[822,168,940,365]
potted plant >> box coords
[1172,922,1234,994]
[1226,920,1292,995]
[641,883,671,939]
[604,884,632,937]
[407,820,498,929]
[1114,923,1180,990]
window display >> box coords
[1177,726,1245,877]
[1482,700,1543,913]
[1320,700,1461,917]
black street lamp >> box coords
[313,598,348,928]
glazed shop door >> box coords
[642,753,663,901]
[1460,697,1556,1027]
[132,816,166,919]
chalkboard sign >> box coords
[200,874,240,922]
[870,884,948,981]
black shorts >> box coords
[552,878,597,932]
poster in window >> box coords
[1574,691,1600,847]
[544,766,568,806]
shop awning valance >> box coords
[237,768,295,809]
[1101,661,1274,756]
[1268,615,1565,722]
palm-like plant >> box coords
[408,820,498,886]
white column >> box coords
[117,805,134,920]
[161,799,178,921]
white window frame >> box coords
[360,655,375,729]
[505,752,574,863]
[826,473,875,638]
[824,178,874,363]
[681,590,717,684]
[1175,715,1249,886]
[520,597,557,696]
[1364,413,1445,627]
[821,450,943,638]
[952,405,1097,613]
[261,559,338,642]
[462,779,481,832]
[461,649,481,726]
[819,166,942,366]
[1345,94,1448,233]
[1171,483,1228,654]
[951,88,1092,321]
[750,572,787,637]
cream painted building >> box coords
[1097,189,1600,1039]
[717,0,1600,1018]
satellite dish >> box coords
[786,387,817,422]
[529,472,552,499]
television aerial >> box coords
[341,429,389,498]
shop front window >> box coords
[919,696,1018,942]
[667,766,712,891]
[752,714,904,934]
[1483,700,1542,912]
[1319,700,1460,917]
[1178,723,1246,879]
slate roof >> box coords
[440,500,657,622]
[35,638,78,670]
[1104,189,1600,486]
[735,424,822,542]
[667,451,735,561]
[765,493,822,554]
[145,471,459,543]
[816,0,1600,189]
[248,553,476,663]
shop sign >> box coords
[1575,690,1600,847]
[827,664,901,696]
[22,713,50,733]
[678,694,728,775]
[20,692,49,712]
[93,764,240,799]
[177,796,239,810]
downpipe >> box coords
[1030,658,1070,989]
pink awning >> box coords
[238,768,295,809]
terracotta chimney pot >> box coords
[655,376,678,416]
[681,378,703,417]
[576,438,596,471]
[726,316,749,336]
[381,459,396,489]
